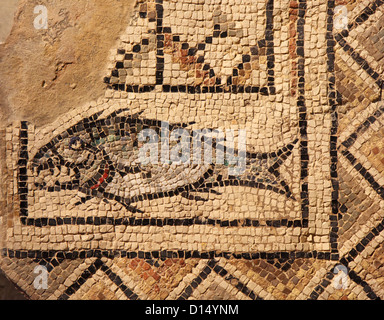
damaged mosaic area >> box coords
[1,0,384,300]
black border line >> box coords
[18,121,29,219]
[155,0,164,86]
[297,0,309,229]
[1,248,337,261]
[327,0,340,256]
[21,216,305,228]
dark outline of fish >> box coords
[31,108,298,213]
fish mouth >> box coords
[31,151,108,191]
[31,155,81,191]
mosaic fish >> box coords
[31,108,298,213]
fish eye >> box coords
[69,137,83,150]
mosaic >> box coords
[1,0,384,300]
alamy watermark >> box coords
[33,265,48,290]
[33,5,48,30]
[138,123,247,175]
[333,264,349,289]
[334,5,348,30]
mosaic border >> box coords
[4,0,345,263]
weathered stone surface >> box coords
[0,0,19,44]
[0,269,26,300]
[0,0,135,127]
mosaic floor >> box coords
[1,0,384,300]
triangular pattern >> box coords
[69,269,121,300]
[104,0,274,92]
[112,258,200,299]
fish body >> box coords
[31,109,297,212]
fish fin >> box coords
[74,196,93,206]
[181,191,208,202]
[118,170,128,178]
[106,108,131,119]
[121,203,144,213]
[132,110,145,118]
[193,188,222,196]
